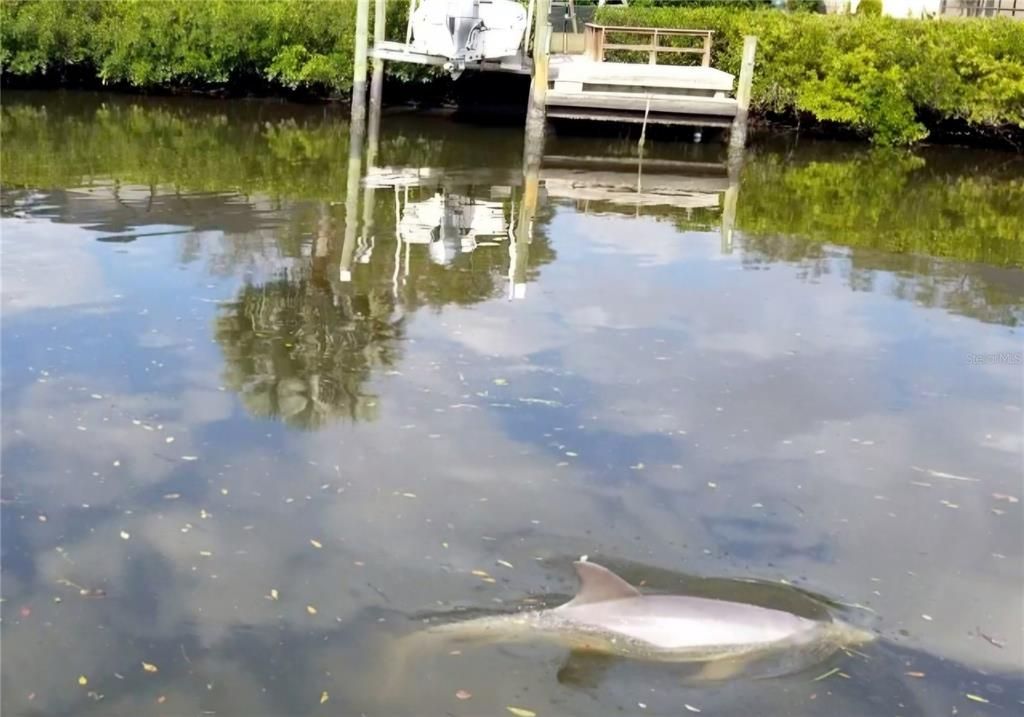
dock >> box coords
[359,0,757,139]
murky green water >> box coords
[2,91,1022,717]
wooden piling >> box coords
[342,0,372,282]
[526,0,551,131]
[728,35,757,152]
[352,0,372,132]
[367,0,386,169]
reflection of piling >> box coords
[727,36,757,153]
[512,117,545,299]
[721,149,744,254]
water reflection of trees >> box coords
[214,267,403,428]
[211,192,556,428]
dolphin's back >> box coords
[558,594,819,650]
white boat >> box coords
[411,0,528,75]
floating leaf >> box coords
[270,589,279,601]
[497,560,514,569]
[965,694,989,704]
[310,539,323,549]
[199,550,213,557]
[684,706,702,713]
[320,691,329,704]
[455,689,472,700]
[157,695,166,704]
[181,456,198,461]
[142,661,158,673]
[471,570,490,577]
[78,675,88,686]
[306,605,318,615]
[905,671,925,678]
[507,708,536,717]
[119,531,130,540]
[493,378,508,386]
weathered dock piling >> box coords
[728,35,758,152]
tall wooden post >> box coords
[526,0,551,131]
[728,35,757,153]
[367,0,386,170]
[352,0,372,133]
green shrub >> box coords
[0,0,409,94]
[595,5,1024,144]
[855,0,882,15]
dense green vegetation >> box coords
[0,0,419,94]
[596,6,1024,144]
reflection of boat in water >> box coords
[398,190,509,265]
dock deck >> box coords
[546,55,737,126]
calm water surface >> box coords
[2,92,1022,716]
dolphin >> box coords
[394,559,875,681]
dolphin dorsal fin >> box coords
[565,560,641,606]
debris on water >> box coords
[165,437,175,444]
[181,456,198,461]
[320,691,329,704]
[977,629,1005,648]
[921,614,933,621]
[401,493,417,498]
[310,539,323,549]
[965,694,989,704]
[684,705,701,713]
[119,530,130,540]
[142,661,158,673]
[163,493,181,500]
[269,589,279,601]
[992,493,1018,503]
[78,675,88,686]
[199,550,213,557]
[156,695,167,704]
[306,605,318,615]
[812,667,840,682]
[506,707,536,717]
[911,466,980,483]
[494,378,508,386]
[471,570,491,578]
[497,559,514,569]
[905,671,925,678]
[455,689,472,700]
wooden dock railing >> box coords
[583,24,713,67]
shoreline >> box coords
[4,83,1021,152]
